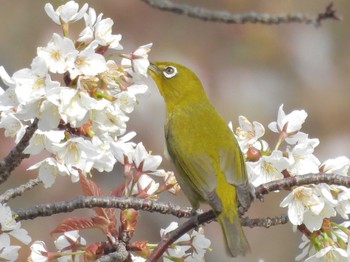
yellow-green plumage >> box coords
[148,62,250,257]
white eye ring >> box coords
[162,66,178,78]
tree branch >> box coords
[0,177,42,203]
[241,214,289,228]
[0,118,38,184]
[254,172,350,199]
[13,196,192,221]
[141,1,341,26]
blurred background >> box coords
[0,0,350,261]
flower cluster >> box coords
[0,203,31,261]
[235,104,350,261]
[0,1,152,188]
[30,230,86,261]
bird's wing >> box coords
[167,139,223,212]
[220,147,251,210]
[187,153,224,211]
[219,145,247,185]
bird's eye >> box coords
[162,66,178,79]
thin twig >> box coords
[0,178,42,203]
[316,3,342,27]
[0,118,38,184]
[255,173,350,199]
[13,196,192,221]
[141,0,341,26]
[241,214,289,228]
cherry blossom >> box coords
[268,104,308,145]
[44,1,88,25]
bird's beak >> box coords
[148,62,160,76]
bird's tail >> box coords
[217,213,250,257]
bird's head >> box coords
[148,62,207,109]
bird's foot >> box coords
[237,182,256,215]
[249,183,256,201]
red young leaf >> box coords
[109,183,126,197]
[129,241,150,257]
[84,242,105,261]
[120,209,138,240]
[79,173,104,197]
[91,215,117,235]
[79,174,116,218]
[51,217,94,235]
[104,207,118,223]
